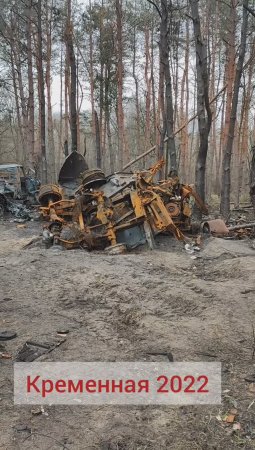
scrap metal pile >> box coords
[0,163,40,221]
[39,158,208,251]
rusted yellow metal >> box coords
[142,192,185,240]
[166,202,181,218]
[182,185,208,215]
[38,184,63,202]
[40,199,76,223]
[39,159,207,250]
[182,202,192,218]
[130,191,146,219]
[55,237,84,249]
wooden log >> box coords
[228,222,255,231]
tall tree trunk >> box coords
[207,5,217,199]
[160,0,177,174]
[222,1,237,150]
[105,66,112,170]
[156,58,165,160]
[132,17,141,156]
[236,87,246,205]
[180,20,189,181]
[189,0,212,213]
[94,110,101,168]
[89,0,96,151]
[237,40,255,205]
[250,144,255,211]
[220,0,249,218]
[105,64,114,171]
[26,0,35,166]
[102,62,108,168]
[106,112,114,173]
[145,27,151,149]
[46,0,55,181]
[64,50,69,155]
[11,12,29,162]
[99,0,104,158]
[217,85,226,194]
[37,0,47,183]
[170,14,180,131]
[10,48,25,159]
[59,42,64,167]
[151,24,157,141]
[184,21,190,183]
[76,50,81,153]
[65,0,77,153]
[116,0,127,168]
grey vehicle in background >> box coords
[0,164,40,217]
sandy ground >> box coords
[1,221,255,449]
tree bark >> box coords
[76,50,81,153]
[64,50,69,154]
[220,0,249,218]
[65,0,77,153]
[160,0,177,173]
[37,0,47,183]
[180,19,189,181]
[132,18,141,156]
[222,0,237,150]
[151,24,157,141]
[89,0,96,152]
[59,42,64,167]
[95,110,101,168]
[156,57,165,160]
[189,0,212,213]
[237,39,255,205]
[10,47,25,159]
[26,0,35,166]
[99,0,104,159]
[145,27,151,149]
[46,0,56,181]
[11,11,29,162]
[116,0,127,168]
[250,145,255,211]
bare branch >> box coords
[146,0,162,18]
[244,3,255,18]
[121,84,227,171]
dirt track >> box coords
[1,221,255,449]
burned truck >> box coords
[0,164,40,217]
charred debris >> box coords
[38,153,208,252]
[0,164,40,221]
[1,155,254,250]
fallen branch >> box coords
[228,222,255,231]
[122,84,227,171]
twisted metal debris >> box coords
[39,159,207,251]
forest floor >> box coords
[1,220,255,449]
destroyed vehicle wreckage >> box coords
[0,163,40,219]
[39,158,207,251]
